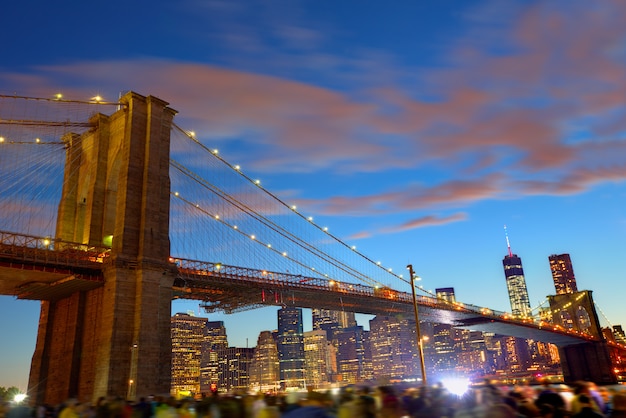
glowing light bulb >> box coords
[174,192,179,196]
[234,165,240,170]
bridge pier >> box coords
[28,92,177,404]
[548,291,618,384]
[559,341,616,384]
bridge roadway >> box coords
[0,230,599,347]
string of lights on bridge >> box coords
[171,125,433,294]
[0,93,121,145]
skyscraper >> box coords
[368,315,420,381]
[171,312,207,398]
[277,307,306,390]
[502,229,532,317]
[303,329,333,388]
[200,321,228,394]
[549,253,578,294]
[217,347,253,392]
[335,326,367,384]
[432,288,457,375]
[312,309,357,340]
[249,331,280,393]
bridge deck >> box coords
[0,236,599,347]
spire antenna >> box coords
[504,225,513,258]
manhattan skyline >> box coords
[1,0,625,389]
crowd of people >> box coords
[3,380,626,418]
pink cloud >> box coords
[382,212,468,234]
[1,0,625,234]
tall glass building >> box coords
[549,253,578,294]
[502,254,532,317]
[277,307,306,390]
[200,321,228,394]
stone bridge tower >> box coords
[29,92,177,404]
[548,290,616,383]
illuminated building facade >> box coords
[502,254,532,317]
[312,309,357,340]
[303,329,334,388]
[171,313,207,398]
[368,315,419,381]
[217,347,253,392]
[277,307,306,390]
[200,321,229,394]
[249,331,280,393]
[335,326,367,384]
[549,253,578,294]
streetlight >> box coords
[407,264,427,386]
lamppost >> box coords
[407,264,428,386]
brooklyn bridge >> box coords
[0,93,623,404]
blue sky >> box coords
[1,0,626,388]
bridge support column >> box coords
[548,291,618,384]
[28,92,177,404]
[559,341,616,384]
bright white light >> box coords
[0,137,4,143]
[14,393,27,403]
[441,377,470,397]
[307,217,313,221]
[234,165,240,170]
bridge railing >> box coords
[0,230,110,268]
[171,258,601,341]
[172,257,512,314]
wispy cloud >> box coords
[1,0,624,233]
